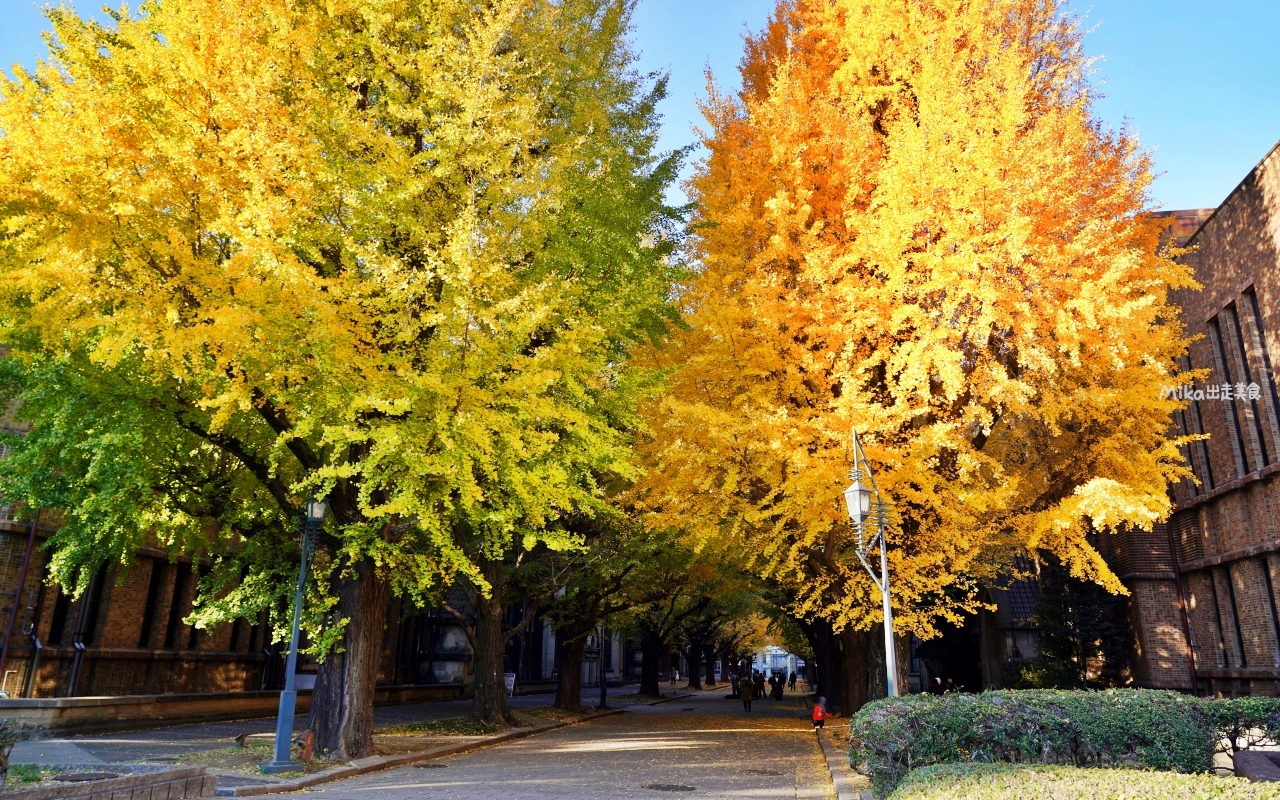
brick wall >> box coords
[1121,140,1280,696]
[0,537,270,697]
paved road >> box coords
[300,687,834,800]
[12,686,641,765]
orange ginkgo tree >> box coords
[634,0,1196,708]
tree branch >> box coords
[503,604,541,644]
[167,409,297,518]
[253,391,322,472]
[441,603,477,650]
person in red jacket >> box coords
[812,696,828,730]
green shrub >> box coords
[890,763,1280,800]
[849,690,1221,797]
[1209,696,1280,754]
[1002,661,1080,690]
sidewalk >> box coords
[11,684,646,766]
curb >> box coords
[641,693,693,706]
[216,709,625,796]
[815,726,871,800]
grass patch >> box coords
[2,766,66,791]
[373,739,457,756]
[379,718,499,737]
[602,693,660,707]
[8,765,42,783]
[519,706,596,723]
[175,744,332,777]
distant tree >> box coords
[1023,553,1129,689]
[524,517,674,712]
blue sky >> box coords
[3,0,1278,211]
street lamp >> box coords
[843,429,899,698]
[597,624,609,710]
[261,495,327,774]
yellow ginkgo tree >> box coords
[0,0,681,752]
[634,0,1196,708]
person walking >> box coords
[812,696,829,730]
[741,671,753,712]
[730,672,740,699]
[754,672,766,700]
[788,672,797,691]
[670,666,679,686]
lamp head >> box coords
[305,496,328,524]
[843,478,872,525]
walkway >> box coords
[297,686,834,800]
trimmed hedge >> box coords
[850,690,1280,797]
[890,763,1280,800]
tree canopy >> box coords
[0,0,682,748]
[633,0,1195,638]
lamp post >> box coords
[597,624,609,710]
[842,429,898,698]
[261,496,327,774]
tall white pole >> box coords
[880,534,898,698]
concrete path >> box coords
[292,686,834,800]
[10,685,641,765]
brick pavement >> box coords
[295,686,836,800]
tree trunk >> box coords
[469,589,516,727]
[867,625,910,702]
[704,643,717,686]
[684,638,703,691]
[810,618,838,710]
[307,559,389,760]
[553,630,587,712]
[639,626,662,697]
[838,626,870,715]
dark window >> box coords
[1228,303,1270,465]
[1182,354,1216,490]
[1224,567,1249,668]
[1262,563,1280,667]
[186,567,207,649]
[163,568,189,649]
[229,567,250,651]
[76,566,108,647]
[1209,316,1249,476]
[1246,287,1280,462]
[138,561,165,648]
[81,569,104,644]
[1209,572,1231,667]
[48,591,71,645]
[248,609,264,653]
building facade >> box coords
[0,513,623,697]
[1119,140,1280,697]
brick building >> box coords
[1114,139,1280,697]
[0,491,622,699]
